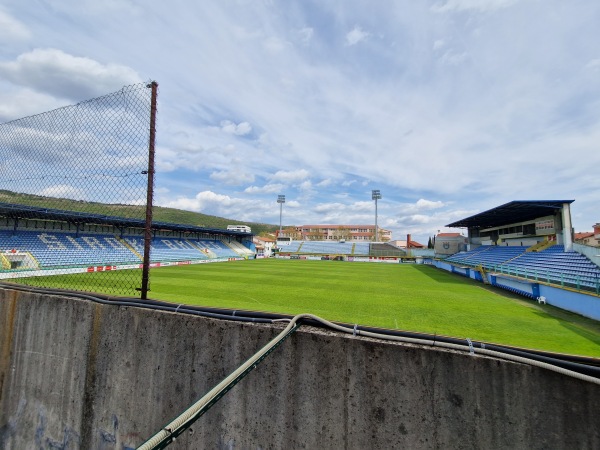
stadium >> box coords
[1,85,600,449]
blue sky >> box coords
[1,0,599,244]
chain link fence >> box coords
[0,82,157,297]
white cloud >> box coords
[168,191,232,211]
[313,200,372,214]
[402,214,432,225]
[162,190,299,223]
[0,9,31,41]
[270,169,310,182]
[433,39,446,50]
[244,184,286,194]
[0,87,65,122]
[316,179,333,187]
[0,48,141,101]
[298,180,312,191]
[431,0,520,13]
[3,1,599,244]
[440,50,468,65]
[297,27,314,44]
[584,59,600,71]
[39,184,85,200]
[210,169,255,185]
[263,36,288,53]
[220,120,252,136]
[415,199,445,210]
[346,26,370,46]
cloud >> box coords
[297,27,314,45]
[298,180,312,191]
[162,190,296,223]
[0,9,31,41]
[263,36,288,53]
[39,184,85,200]
[313,200,372,214]
[431,0,520,13]
[220,120,252,136]
[244,184,286,194]
[210,169,255,185]
[0,48,141,101]
[0,88,65,122]
[270,169,310,182]
[439,50,468,65]
[584,59,600,71]
[433,39,446,50]
[346,26,370,46]
[316,179,333,187]
[415,199,445,210]
[167,191,233,211]
[3,1,599,245]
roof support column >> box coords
[562,203,573,252]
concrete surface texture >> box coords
[0,286,599,449]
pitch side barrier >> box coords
[275,254,431,264]
[0,257,244,280]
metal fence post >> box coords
[141,81,158,300]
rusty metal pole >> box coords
[141,81,158,299]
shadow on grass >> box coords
[411,264,476,285]
[529,304,600,351]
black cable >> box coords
[1,281,598,379]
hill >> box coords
[0,190,278,235]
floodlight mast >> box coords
[372,190,381,242]
[277,194,286,234]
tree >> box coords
[282,227,302,240]
[427,237,433,249]
[337,226,352,241]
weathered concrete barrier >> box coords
[1,287,599,449]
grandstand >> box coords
[272,240,407,259]
[0,202,255,277]
[436,200,600,319]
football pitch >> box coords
[24,259,600,357]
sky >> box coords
[1,0,599,244]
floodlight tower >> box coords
[277,194,285,234]
[372,190,381,242]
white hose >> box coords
[138,313,600,449]
[138,314,306,450]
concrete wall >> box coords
[1,287,599,450]
[573,242,600,268]
[539,284,600,321]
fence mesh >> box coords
[0,82,156,296]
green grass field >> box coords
[21,259,600,357]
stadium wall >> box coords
[538,284,600,320]
[1,287,599,449]
[434,261,600,321]
[573,243,600,268]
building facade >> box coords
[277,224,392,242]
[575,231,600,247]
[434,232,468,256]
[253,235,276,257]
